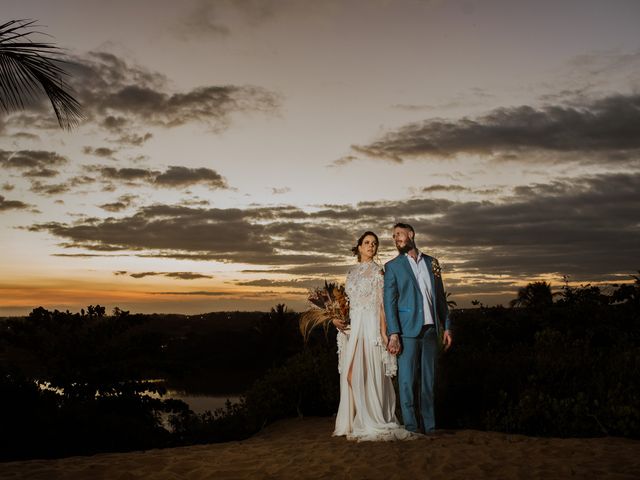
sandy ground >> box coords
[1,417,639,479]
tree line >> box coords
[1,274,638,460]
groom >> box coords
[383,223,452,433]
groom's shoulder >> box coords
[384,255,402,268]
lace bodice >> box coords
[345,261,383,311]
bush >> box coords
[437,300,640,438]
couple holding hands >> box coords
[332,223,452,441]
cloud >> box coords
[422,184,468,193]
[27,174,97,197]
[412,173,640,279]
[92,166,157,182]
[25,172,639,282]
[150,290,231,296]
[29,181,71,196]
[26,202,353,265]
[179,198,211,207]
[271,187,291,195]
[0,150,68,178]
[71,51,279,131]
[5,51,280,136]
[83,146,118,158]
[355,93,640,163]
[0,195,32,211]
[154,166,228,189]
[52,253,128,258]
[2,183,14,191]
[126,271,213,280]
[99,194,138,212]
[417,184,503,196]
[117,132,153,146]
[87,165,229,190]
[22,168,59,178]
[165,272,213,280]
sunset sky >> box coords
[1,0,639,315]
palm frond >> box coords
[0,19,83,130]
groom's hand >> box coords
[443,330,453,351]
[388,334,401,355]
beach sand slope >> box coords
[1,417,639,479]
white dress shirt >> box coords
[406,251,434,325]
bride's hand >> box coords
[381,333,389,347]
[332,318,348,332]
[387,334,401,355]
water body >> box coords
[165,391,241,415]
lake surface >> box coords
[165,391,241,415]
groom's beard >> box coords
[396,239,415,255]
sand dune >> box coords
[1,417,639,479]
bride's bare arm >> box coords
[379,301,389,346]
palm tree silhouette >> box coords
[509,281,557,309]
[0,19,82,130]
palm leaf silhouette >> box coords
[0,19,83,130]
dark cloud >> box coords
[67,51,279,132]
[87,165,229,190]
[180,198,211,207]
[422,184,468,193]
[22,168,58,178]
[102,115,128,132]
[411,173,640,278]
[355,93,640,163]
[127,271,213,280]
[165,272,213,280]
[29,181,71,196]
[154,166,228,189]
[83,146,117,158]
[99,194,138,212]
[2,183,14,191]
[271,187,291,195]
[0,195,32,211]
[4,50,279,137]
[26,172,639,282]
[27,174,96,197]
[26,202,352,265]
[150,291,230,296]
[52,253,128,258]
[0,150,68,171]
[117,132,153,146]
[69,175,97,187]
[93,166,157,182]
[418,184,503,196]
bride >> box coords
[333,231,415,441]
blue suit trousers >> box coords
[397,325,437,432]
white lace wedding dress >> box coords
[333,260,416,441]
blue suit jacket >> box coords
[383,253,451,338]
